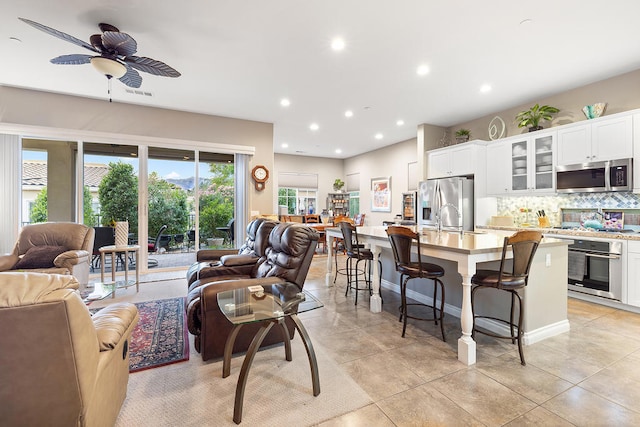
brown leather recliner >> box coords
[0,272,139,426]
[186,223,319,361]
[185,218,277,286]
[0,222,95,287]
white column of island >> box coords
[325,226,571,365]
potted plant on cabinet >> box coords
[333,178,345,192]
[516,104,560,132]
[455,128,471,143]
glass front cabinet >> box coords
[510,131,556,194]
[486,132,556,196]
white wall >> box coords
[274,154,344,214]
[344,138,417,226]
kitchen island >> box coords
[325,226,571,365]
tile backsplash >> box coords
[496,192,640,228]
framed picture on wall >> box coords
[371,176,391,212]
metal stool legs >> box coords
[399,276,445,340]
[344,257,382,305]
[471,286,525,365]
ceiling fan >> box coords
[19,17,180,90]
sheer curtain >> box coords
[0,134,22,253]
[234,153,250,245]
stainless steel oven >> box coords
[565,238,622,301]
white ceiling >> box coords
[2,1,640,159]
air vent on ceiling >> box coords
[125,89,153,97]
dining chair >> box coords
[386,225,446,340]
[304,214,320,224]
[471,230,542,365]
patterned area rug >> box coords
[92,297,189,372]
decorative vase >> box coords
[320,209,330,224]
[455,136,469,144]
[115,221,129,246]
[528,126,543,132]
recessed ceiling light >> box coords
[345,110,353,118]
[331,37,345,51]
[310,123,319,131]
[281,143,289,148]
[280,98,290,107]
[480,84,492,93]
[416,64,430,76]
[335,149,342,154]
[375,133,383,140]
[9,37,22,43]
[519,18,533,25]
[396,120,405,126]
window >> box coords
[278,188,318,215]
[349,191,360,216]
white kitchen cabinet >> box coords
[427,143,479,179]
[557,115,633,165]
[627,241,640,307]
[485,139,511,195]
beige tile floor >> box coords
[92,254,640,426]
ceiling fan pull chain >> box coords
[107,76,112,103]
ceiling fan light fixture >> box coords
[90,57,126,78]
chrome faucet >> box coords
[436,203,462,233]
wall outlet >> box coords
[545,253,551,267]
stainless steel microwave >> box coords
[556,159,632,193]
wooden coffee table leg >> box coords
[233,321,274,424]
[277,319,292,362]
[290,314,320,396]
[223,324,244,378]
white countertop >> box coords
[329,226,570,254]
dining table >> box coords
[324,225,571,365]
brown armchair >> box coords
[186,219,277,286]
[0,272,139,426]
[0,222,95,287]
[186,223,319,361]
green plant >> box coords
[516,104,560,129]
[333,178,345,190]
[455,128,471,137]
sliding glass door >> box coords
[18,139,239,276]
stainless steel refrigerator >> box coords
[418,177,474,231]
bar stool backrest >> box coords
[386,225,422,272]
[496,230,542,288]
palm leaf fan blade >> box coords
[50,54,93,65]
[18,17,99,53]
[119,66,143,88]
[124,56,181,77]
[102,31,137,57]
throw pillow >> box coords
[13,245,67,270]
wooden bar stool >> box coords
[471,230,542,365]
[339,221,382,305]
[386,226,446,340]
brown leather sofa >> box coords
[0,222,95,287]
[186,222,319,361]
[0,272,139,426]
[186,218,277,285]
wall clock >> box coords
[251,165,269,191]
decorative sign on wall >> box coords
[488,116,506,141]
[371,176,391,212]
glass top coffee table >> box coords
[218,282,323,424]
